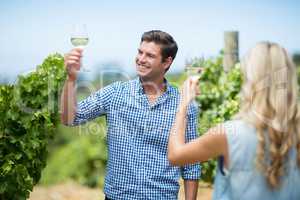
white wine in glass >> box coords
[70,24,89,72]
[70,37,89,47]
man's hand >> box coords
[64,48,83,81]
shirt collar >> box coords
[133,77,172,96]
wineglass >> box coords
[70,24,89,72]
[185,54,205,80]
[184,54,205,105]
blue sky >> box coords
[0,0,299,81]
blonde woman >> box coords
[168,42,300,199]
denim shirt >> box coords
[213,120,300,200]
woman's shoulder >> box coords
[223,119,256,135]
[223,119,258,167]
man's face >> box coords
[135,41,171,81]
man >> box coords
[61,30,201,200]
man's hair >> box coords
[141,30,178,72]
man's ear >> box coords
[163,57,173,70]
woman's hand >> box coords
[180,76,200,107]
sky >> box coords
[0,0,299,82]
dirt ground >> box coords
[29,181,212,200]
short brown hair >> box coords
[141,30,178,72]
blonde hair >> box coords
[236,42,300,189]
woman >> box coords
[168,42,300,199]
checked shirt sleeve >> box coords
[72,82,120,126]
[180,102,201,180]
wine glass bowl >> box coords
[185,55,205,79]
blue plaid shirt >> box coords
[72,78,201,200]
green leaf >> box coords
[0,53,66,198]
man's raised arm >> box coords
[60,48,82,125]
